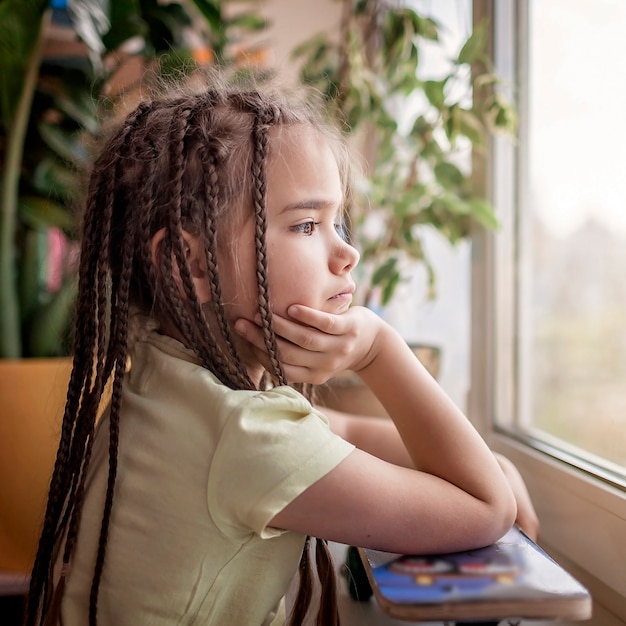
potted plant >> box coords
[0,0,267,573]
[292,0,516,411]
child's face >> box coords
[222,124,360,360]
[265,125,360,316]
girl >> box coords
[26,74,535,626]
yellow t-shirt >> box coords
[60,331,354,625]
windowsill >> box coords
[491,434,626,625]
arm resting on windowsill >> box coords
[322,406,540,541]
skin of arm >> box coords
[322,406,539,541]
[235,306,518,554]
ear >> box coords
[150,228,211,304]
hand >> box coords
[233,305,382,385]
[494,453,540,540]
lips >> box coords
[330,283,356,300]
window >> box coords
[502,0,626,483]
[471,1,626,622]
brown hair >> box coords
[24,72,351,626]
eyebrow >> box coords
[280,199,341,213]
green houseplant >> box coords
[293,0,516,307]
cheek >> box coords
[268,254,318,315]
[217,225,258,314]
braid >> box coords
[88,208,137,624]
[138,135,160,308]
[228,92,344,625]
[314,539,341,626]
[288,537,314,626]
[248,98,288,386]
[287,538,341,626]
[198,140,254,389]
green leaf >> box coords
[17,227,46,324]
[412,14,439,41]
[54,87,100,135]
[444,103,461,142]
[458,20,487,66]
[0,0,49,128]
[434,161,465,189]
[38,122,86,167]
[31,157,81,204]
[26,276,78,356]
[225,13,267,32]
[456,108,486,145]
[487,93,519,134]
[371,257,399,287]
[380,271,402,306]
[423,79,446,110]
[103,0,147,51]
[467,198,500,230]
[18,196,77,234]
[438,194,470,216]
[190,0,222,31]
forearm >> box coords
[357,323,516,516]
[494,453,540,540]
[324,405,539,540]
[322,407,414,468]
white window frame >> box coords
[469,2,626,623]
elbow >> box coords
[485,486,518,546]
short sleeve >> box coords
[207,386,355,539]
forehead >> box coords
[266,125,344,209]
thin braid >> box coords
[138,135,160,305]
[26,172,97,618]
[190,96,250,388]
[166,105,220,369]
[198,143,254,389]
[288,537,314,626]
[315,538,341,626]
[88,231,135,625]
[249,102,287,386]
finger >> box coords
[286,305,350,335]
[234,318,327,370]
[235,324,336,385]
[233,318,267,351]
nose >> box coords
[331,238,360,274]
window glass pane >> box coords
[523,0,626,473]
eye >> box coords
[292,220,318,235]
